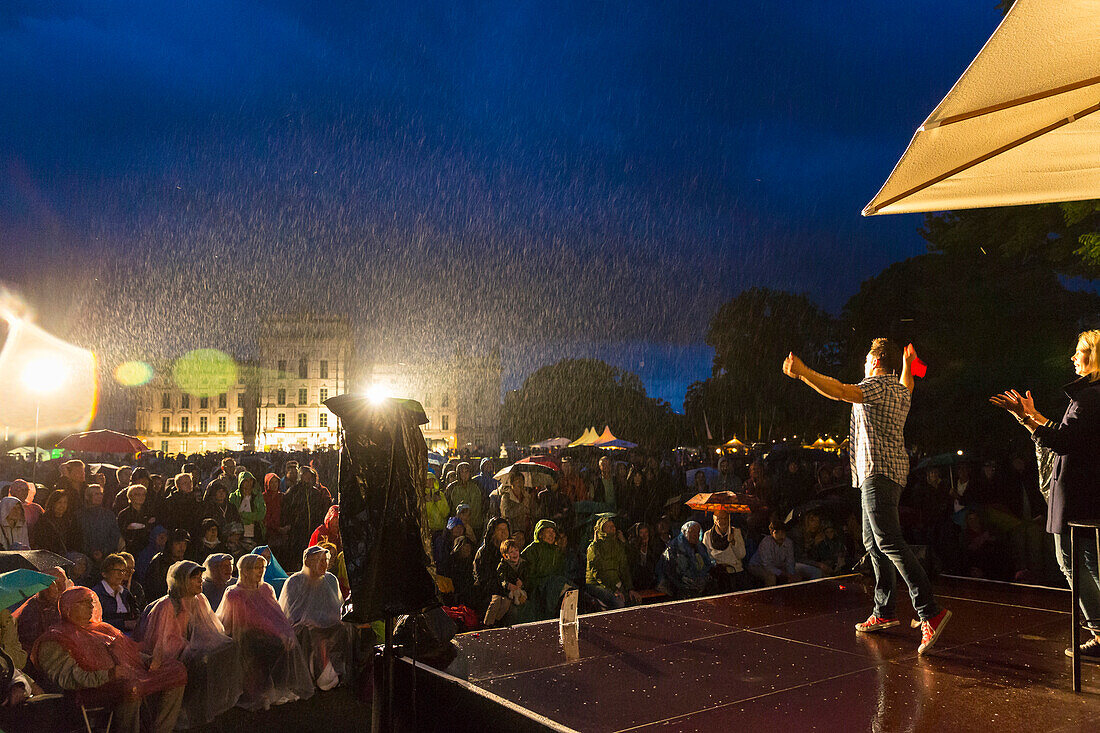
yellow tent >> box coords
[811,438,827,449]
[569,427,598,447]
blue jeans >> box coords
[1053,528,1100,629]
[861,475,940,621]
[585,583,625,610]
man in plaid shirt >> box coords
[783,338,951,654]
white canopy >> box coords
[864,0,1100,216]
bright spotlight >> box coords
[22,356,67,394]
[367,383,391,404]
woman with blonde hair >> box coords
[992,328,1100,662]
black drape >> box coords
[325,394,438,622]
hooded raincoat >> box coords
[518,520,569,622]
[586,515,632,594]
[229,471,267,546]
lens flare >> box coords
[173,349,238,397]
[114,360,154,387]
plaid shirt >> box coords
[849,375,910,487]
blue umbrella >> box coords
[0,568,57,610]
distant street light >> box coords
[21,356,68,483]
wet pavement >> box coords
[451,576,1100,732]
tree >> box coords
[684,288,843,443]
[921,202,1100,278]
[500,359,685,450]
[840,251,1100,453]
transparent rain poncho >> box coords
[137,560,243,727]
[278,563,353,688]
[216,555,314,710]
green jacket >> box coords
[586,515,631,592]
[447,480,484,532]
[521,519,563,587]
[229,471,266,542]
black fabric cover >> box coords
[325,394,439,622]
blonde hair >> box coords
[1078,329,1100,381]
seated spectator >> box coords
[518,520,571,622]
[30,490,72,555]
[216,554,314,711]
[119,552,147,620]
[7,480,43,530]
[145,530,191,603]
[807,522,848,575]
[308,505,341,553]
[455,504,478,545]
[317,541,350,599]
[0,603,36,706]
[80,484,123,567]
[484,538,525,626]
[93,553,139,632]
[252,545,290,597]
[278,546,353,691]
[423,473,450,539]
[441,536,477,608]
[472,518,511,622]
[202,483,242,539]
[791,512,835,579]
[748,521,821,587]
[703,510,748,592]
[202,554,236,611]
[31,587,187,733]
[229,471,266,548]
[499,470,534,539]
[190,519,227,563]
[626,523,661,591]
[660,521,715,599]
[138,561,243,727]
[117,485,154,555]
[66,552,92,587]
[136,525,168,584]
[261,473,288,555]
[586,515,639,610]
[0,496,29,550]
[223,522,250,559]
[13,567,70,660]
[654,515,673,549]
[434,517,466,569]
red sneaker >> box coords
[918,609,952,654]
[855,615,900,633]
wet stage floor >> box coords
[445,576,1100,732]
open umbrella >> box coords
[864,0,1100,215]
[494,455,560,482]
[0,568,57,610]
[684,492,751,514]
[5,446,51,460]
[57,429,148,454]
[0,549,73,573]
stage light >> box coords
[22,356,67,394]
[367,383,391,404]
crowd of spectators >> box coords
[0,438,1056,725]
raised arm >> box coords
[783,353,864,403]
[900,344,915,394]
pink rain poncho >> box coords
[216,554,314,710]
[138,560,243,727]
[278,550,353,690]
[31,586,186,699]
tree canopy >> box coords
[501,358,684,449]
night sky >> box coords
[0,1,1006,410]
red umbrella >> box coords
[516,455,560,471]
[57,429,148,454]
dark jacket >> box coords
[92,582,139,631]
[162,490,205,537]
[1033,376,1100,534]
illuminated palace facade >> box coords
[136,315,501,454]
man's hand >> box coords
[782,352,806,380]
[903,343,916,366]
[628,590,641,603]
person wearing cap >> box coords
[188,518,226,564]
[145,529,191,602]
[201,553,236,611]
[278,546,353,691]
[434,516,466,568]
[454,504,478,545]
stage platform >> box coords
[396,575,1100,732]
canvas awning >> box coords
[864,0,1100,216]
[592,426,637,449]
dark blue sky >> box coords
[0,1,1005,409]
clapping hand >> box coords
[989,389,1035,422]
